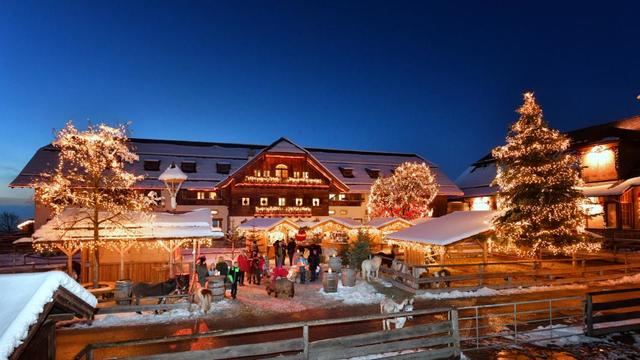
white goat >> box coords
[380,297,414,330]
[361,255,382,281]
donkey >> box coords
[131,274,189,307]
[380,297,415,330]
[432,268,451,288]
[361,255,382,281]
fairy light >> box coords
[367,162,439,220]
[491,93,602,257]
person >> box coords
[295,249,308,284]
[308,248,320,282]
[215,256,229,279]
[287,237,297,266]
[276,241,285,268]
[237,251,250,286]
[227,260,240,299]
[250,253,263,285]
[251,240,259,255]
[196,256,208,287]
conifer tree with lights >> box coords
[35,122,157,286]
[367,162,439,220]
[492,93,599,257]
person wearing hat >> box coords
[196,256,208,287]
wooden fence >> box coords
[75,307,460,360]
[380,256,640,294]
[585,287,640,336]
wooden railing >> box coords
[74,307,460,360]
[585,287,640,336]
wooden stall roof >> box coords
[366,217,413,229]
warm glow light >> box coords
[584,145,614,169]
[581,197,604,216]
[470,197,491,211]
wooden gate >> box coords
[585,287,640,336]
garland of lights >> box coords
[367,162,439,220]
[255,206,312,215]
[491,93,601,257]
[243,175,324,185]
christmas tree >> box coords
[367,162,439,220]
[35,122,157,285]
[492,93,599,257]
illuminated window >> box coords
[470,197,491,211]
[340,210,348,215]
[278,198,286,206]
[208,192,217,200]
[328,210,336,215]
[295,198,303,206]
[260,197,268,206]
[312,198,320,207]
[582,145,616,182]
[242,197,250,206]
[275,164,289,178]
[338,194,346,201]
[302,171,309,178]
[254,169,261,177]
[197,192,206,200]
[264,170,270,177]
[293,171,300,178]
[329,193,336,200]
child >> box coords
[296,250,308,284]
[227,260,240,299]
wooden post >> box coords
[169,240,175,278]
[572,253,577,268]
[450,308,461,357]
[482,240,488,265]
[303,325,309,360]
[586,293,594,336]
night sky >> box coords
[1,1,639,204]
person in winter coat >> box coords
[308,248,320,282]
[251,240,259,255]
[215,256,229,280]
[296,250,308,284]
[276,241,285,268]
[250,253,263,285]
[287,238,297,266]
[196,256,208,287]
[227,260,240,299]
[237,251,250,286]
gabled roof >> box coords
[236,217,299,231]
[366,217,413,229]
[307,217,361,229]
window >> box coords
[312,198,320,207]
[340,210,348,215]
[329,194,336,200]
[295,198,303,206]
[212,218,223,228]
[328,210,336,215]
[242,197,250,206]
[253,169,261,177]
[621,190,632,228]
[181,161,197,173]
[216,162,231,174]
[338,167,354,178]
[264,170,270,177]
[278,198,286,206]
[143,159,160,171]
[197,192,206,200]
[275,164,289,178]
[302,171,309,179]
[338,194,346,201]
[208,192,217,200]
[293,171,300,178]
[365,168,380,179]
[260,197,268,206]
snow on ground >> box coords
[597,272,640,286]
[76,300,234,328]
[509,324,597,346]
[319,281,386,305]
[416,283,588,300]
[0,271,97,360]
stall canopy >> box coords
[366,217,413,229]
[386,210,496,246]
[236,217,300,231]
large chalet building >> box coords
[11,137,462,233]
[453,115,640,233]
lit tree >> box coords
[35,122,156,286]
[367,162,439,220]
[492,93,599,257]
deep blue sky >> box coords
[1,1,640,202]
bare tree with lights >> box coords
[35,122,156,286]
[492,93,599,257]
[367,162,439,220]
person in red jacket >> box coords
[237,251,250,286]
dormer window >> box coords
[254,169,261,177]
[216,162,231,174]
[365,168,380,179]
[275,164,289,178]
[143,159,160,171]
[339,167,354,178]
[181,161,197,173]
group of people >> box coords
[274,238,321,283]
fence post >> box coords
[450,308,461,357]
[303,325,309,360]
[585,293,593,336]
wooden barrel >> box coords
[323,272,338,293]
[341,268,356,287]
[114,279,132,305]
[328,256,342,273]
[207,275,226,302]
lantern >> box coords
[159,162,188,210]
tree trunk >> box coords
[93,215,100,288]
[119,248,125,280]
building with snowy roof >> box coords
[452,115,640,234]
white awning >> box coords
[33,208,222,242]
[387,210,496,246]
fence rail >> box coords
[586,287,640,336]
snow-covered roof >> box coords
[10,137,462,196]
[236,217,299,231]
[455,161,498,199]
[578,177,640,196]
[158,164,188,182]
[387,210,495,246]
[307,217,362,229]
[366,217,413,229]
[33,208,222,242]
[0,271,96,360]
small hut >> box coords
[386,211,495,265]
[236,218,299,258]
[0,271,96,360]
[366,217,414,252]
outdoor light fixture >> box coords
[159,162,188,210]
